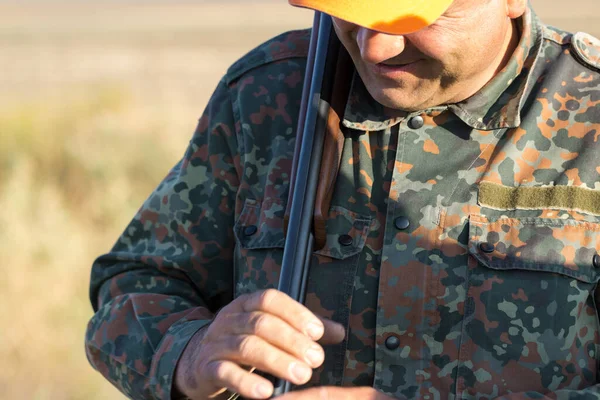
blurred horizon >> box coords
[1,1,598,399]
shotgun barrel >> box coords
[272,11,340,397]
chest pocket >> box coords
[458,214,600,398]
[233,197,371,297]
[469,214,600,281]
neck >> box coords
[447,17,521,105]
[496,19,521,75]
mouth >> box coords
[370,60,422,78]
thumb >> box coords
[318,318,346,345]
[276,386,390,400]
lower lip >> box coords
[371,61,421,78]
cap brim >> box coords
[289,0,453,35]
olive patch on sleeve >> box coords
[478,181,600,215]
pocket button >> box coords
[243,225,258,237]
[594,254,600,268]
[338,234,354,247]
[479,242,495,254]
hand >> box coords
[174,289,346,399]
[277,386,400,400]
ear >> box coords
[506,0,527,19]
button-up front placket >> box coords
[375,111,455,398]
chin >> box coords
[371,91,424,112]
[364,81,426,112]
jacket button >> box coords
[338,234,353,247]
[385,335,400,350]
[594,254,600,268]
[479,242,495,253]
[394,216,410,230]
[408,115,424,129]
[243,225,258,237]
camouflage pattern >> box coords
[85,7,600,400]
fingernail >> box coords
[306,321,324,340]
[290,362,312,383]
[254,383,272,398]
[305,345,324,367]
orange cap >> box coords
[289,0,454,35]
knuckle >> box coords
[210,310,232,333]
[236,369,254,389]
[235,293,251,306]
[217,301,235,316]
[207,360,228,382]
[211,311,231,328]
[283,332,307,356]
[236,374,260,399]
[250,313,270,335]
[237,335,257,359]
[258,289,279,309]
[263,347,285,368]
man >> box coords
[85,0,600,398]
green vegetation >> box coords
[0,85,180,399]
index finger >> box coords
[238,289,325,341]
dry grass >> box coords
[0,1,597,399]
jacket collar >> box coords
[342,7,543,132]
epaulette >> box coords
[225,29,311,85]
[571,31,600,71]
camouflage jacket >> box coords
[86,7,600,400]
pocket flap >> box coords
[234,198,286,249]
[469,214,600,283]
[313,206,371,260]
[235,199,371,260]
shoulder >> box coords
[225,29,312,85]
[571,32,600,71]
[541,25,600,72]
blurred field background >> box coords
[0,1,597,399]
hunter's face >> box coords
[332,0,527,111]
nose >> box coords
[356,28,406,65]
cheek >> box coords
[409,25,494,80]
[407,27,463,62]
[332,18,360,55]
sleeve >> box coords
[84,77,242,400]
